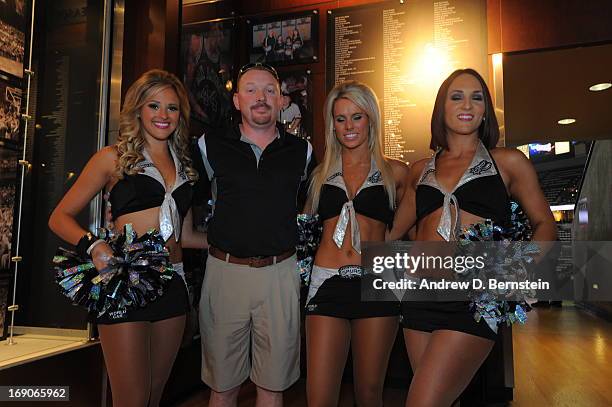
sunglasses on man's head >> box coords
[237,62,280,83]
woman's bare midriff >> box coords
[415,206,486,241]
[314,213,387,269]
[114,206,183,263]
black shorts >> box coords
[306,265,399,320]
[95,272,189,325]
[400,301,497,340]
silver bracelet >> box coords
[86,239,105,256]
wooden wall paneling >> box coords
[122,0,181,97]
[165,0,182,76]
[183,0,237,24]
[497,0,612,53]
[149,0,168,68]
[486,0,501,54]
[123,0,159,96]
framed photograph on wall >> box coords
[0,0,26,79]
[247,10,319,66]
[0,142,18,282]
[0,76,22,145]
[181,18,236,136]
[277,68,312,141]
[0,141,17,340]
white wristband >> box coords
[86,239,105,256]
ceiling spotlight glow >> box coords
[589,82,612,92]
[557,118,576,125]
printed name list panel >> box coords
[327,0,487,163]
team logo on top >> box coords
[178,166,188,180]
[420,168,435,183]
[136,161,155,169]
[368,171,382,184]
[326,172,342,182]
[469,160,492,175]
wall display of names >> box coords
[182,19,236,136]
[327,0,487,163]
[248,10,319,66]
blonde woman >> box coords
[305,81,410,407]
[49,69,207,407]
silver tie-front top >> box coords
[416,141,498,241]
[137,144,189,242]
[323,158,386,254]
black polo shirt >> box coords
[196,123,314,257]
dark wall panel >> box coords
[487,0,612,54]
[122,0,181,97]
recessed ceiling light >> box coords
[589,82,612,92]
[558,118,576,125]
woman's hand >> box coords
[90,241,115,271]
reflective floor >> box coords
[175,304,612,407]
[511,304,612,407]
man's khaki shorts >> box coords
[199,254,300,392]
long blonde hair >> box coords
[309,81,395,212]
[116,69,198,182]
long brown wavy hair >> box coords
[115,69,198,182]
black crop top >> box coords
[415,141,511,240]
[318,183,394,227]
[316,159,395,254]
[109,174,192,220]
[107,148,193,233]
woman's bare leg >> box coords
[405,330,494,407]
[306,315,351,407]
[98,322,151,407]
[351,316,398,407]
[403,329,432,373]
[148,314,186,406]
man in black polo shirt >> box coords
[197,63,313,407]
